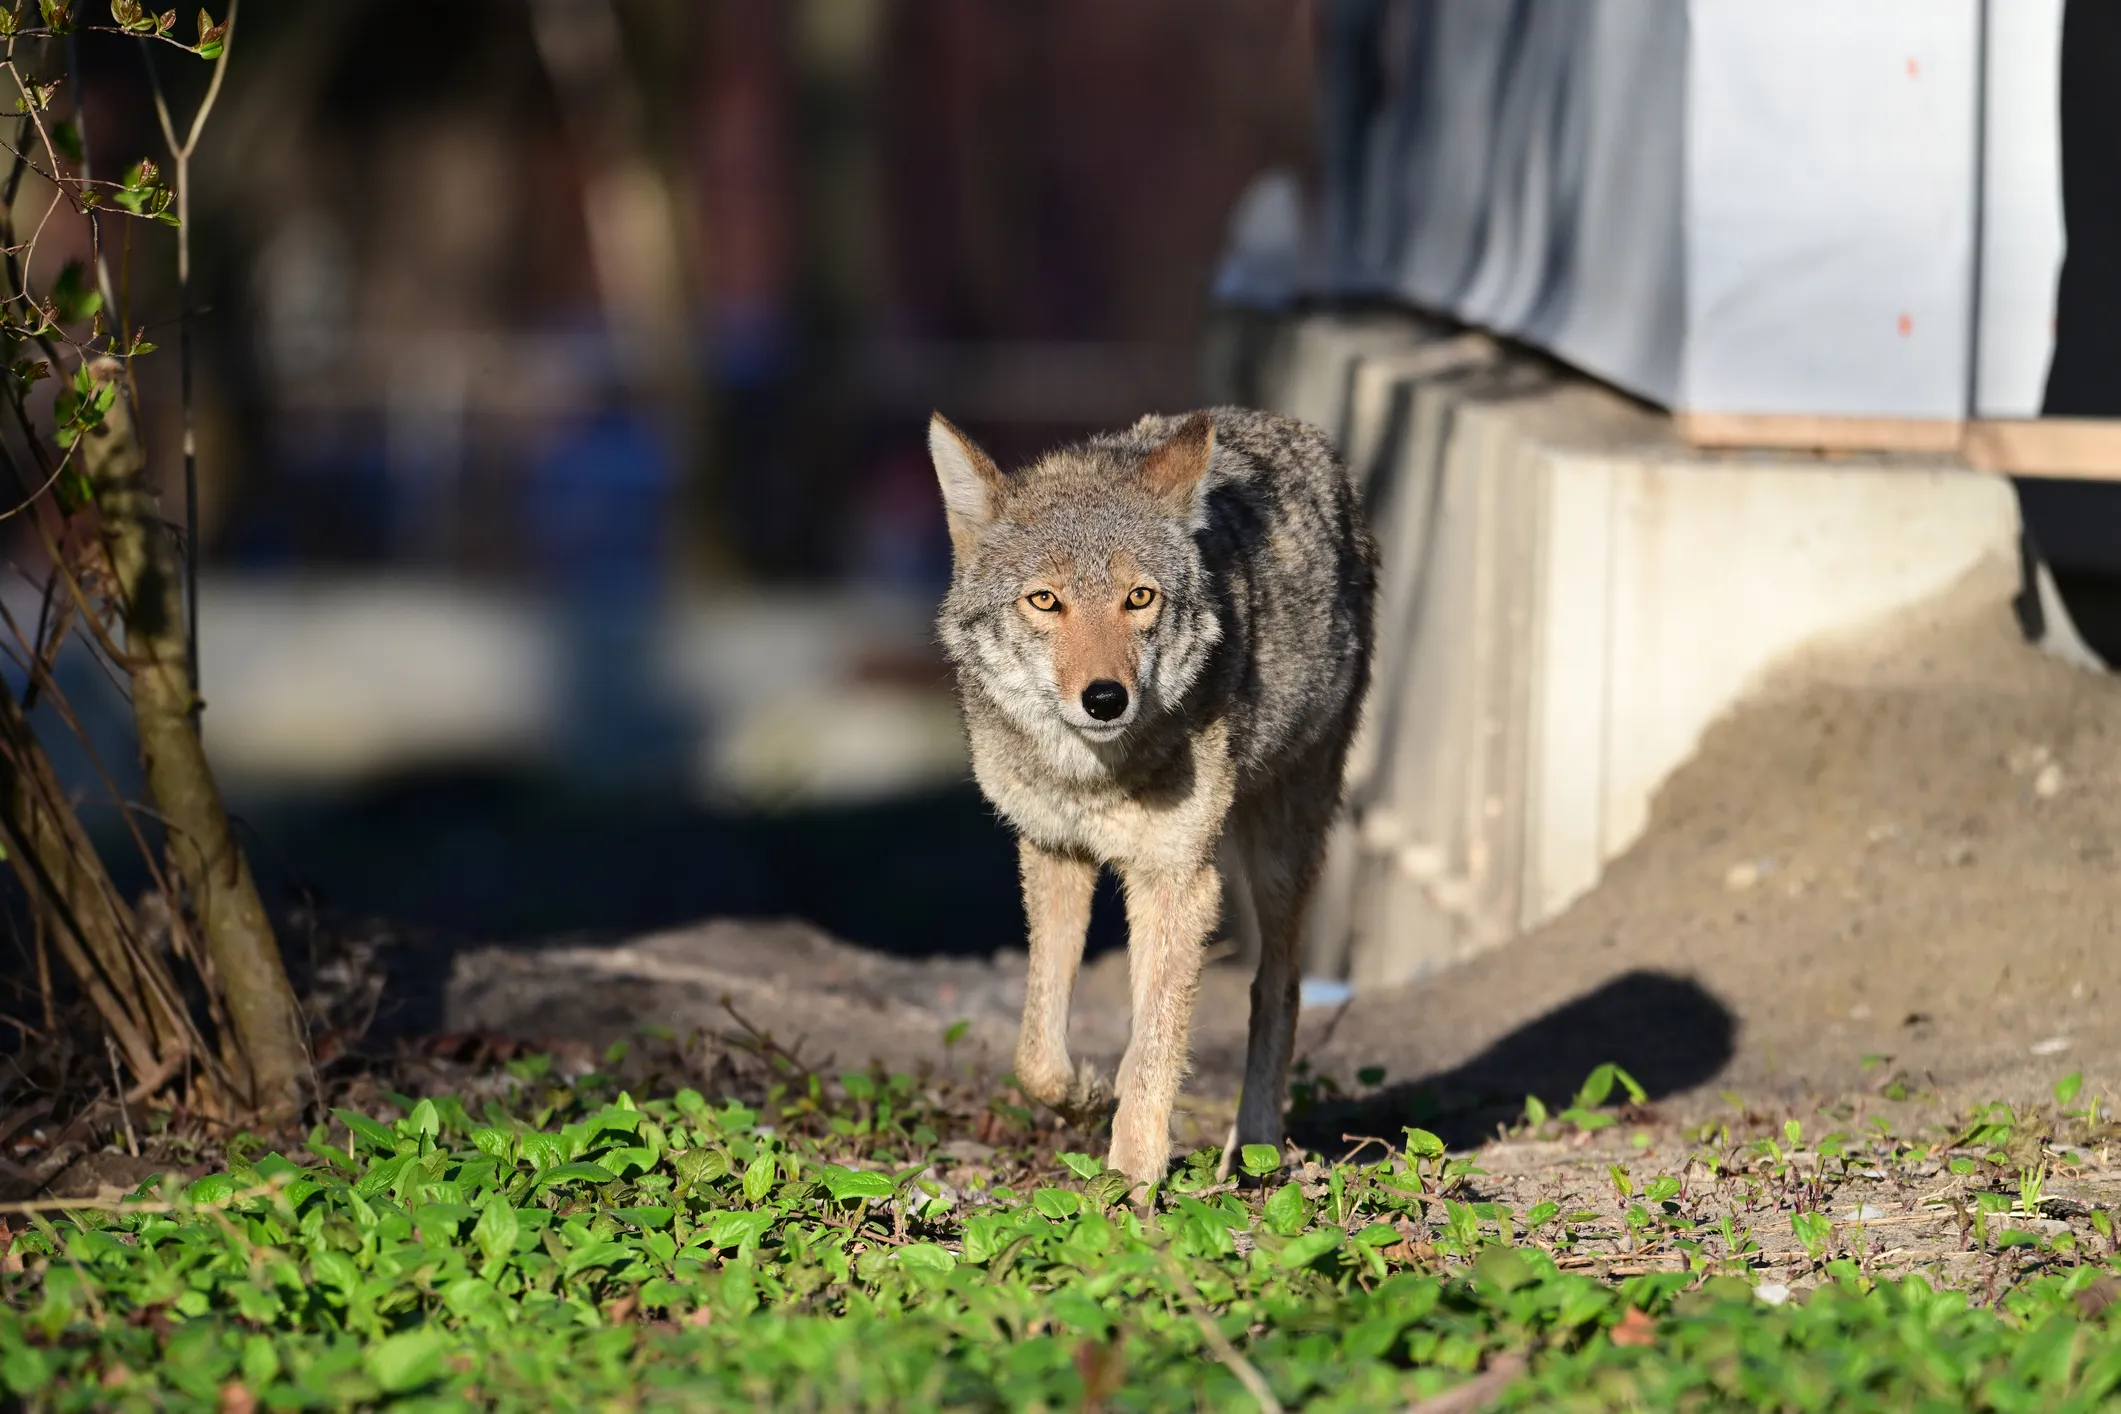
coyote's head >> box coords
[928,411,1224,749]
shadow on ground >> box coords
[68,768,1132,1040]
[1289,969,1737,1152]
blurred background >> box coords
[19,0,1322,965]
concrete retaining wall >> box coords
[1218,313,2022,989]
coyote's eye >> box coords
[1026,590,1060,612]
[1125,586,1157,610]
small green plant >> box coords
[1554,1063,1649,1133]
[1792,1210,1834,1265]
[1400,1126,1448,1191]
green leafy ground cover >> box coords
[5,1048,2121,1411]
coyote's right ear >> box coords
[929,412,1005,558]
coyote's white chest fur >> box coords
[966,711,1237,879]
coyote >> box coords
[929,407,1376,1189]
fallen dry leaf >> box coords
[2076,1275,2120,1318]
[1609,1307,1659,1347]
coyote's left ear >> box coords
[1139,412,1215,517]
[929,412,1006,558]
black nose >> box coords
[1081,680,1129,722]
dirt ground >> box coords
[1304,554,2121,1134]
[449,555,2121,1167]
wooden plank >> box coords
[1963,419,2121,480]
[1678,412,2121,482]
[1675,411,1965,454]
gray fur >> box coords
[931,406,1377,1186]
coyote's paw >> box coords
[1052,1062,1115,1130]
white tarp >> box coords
[1298,0,2068,422]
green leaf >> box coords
[401,1098,441,1139]
[942,1020,969,1048]
[533,1161,617,1190]
[1085,1171,1133,1209]
[441,1277,508,1326]
[1057,1152,1104,1181]
[1474,1244,1532,1293]
[1,1345,49,1395]
[309,1251,358,1292]
[706,1210,775,1251]
[638,1276,686,1311]
[674,1148,729,1187]
[1239,1144,1282,1178]
[742,1151,777,1203]
[186,1173,238,1204]
[1032,1188,1082,1221]
[822,1167,894,1202]
[354,1154,415,1198]
[895,1242,956,1275]
[1402,1127,1445,1160]
[194,7,226,59]
[590,1106,641,1136]
[1792,1211,1834,1260]
[472,1195,519,1267]
[1353,1221,1401,1247]
[1262,1182,1307,1237]
[603,1145,657,1179]
[519,1134,565,1172]
[1277,1227,1343,1268]
[240,1334,278,1387]
[2055,1072,2084,1107]
[363,1327,450,1395]
[334,1108,400,1156]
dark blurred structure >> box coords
[12,0,1321,958]
[118,0,1318,589]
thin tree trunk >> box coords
[78,357,308,1114]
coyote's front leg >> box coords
[1108,861,1220,1190]
[1012,838,1110,1127]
